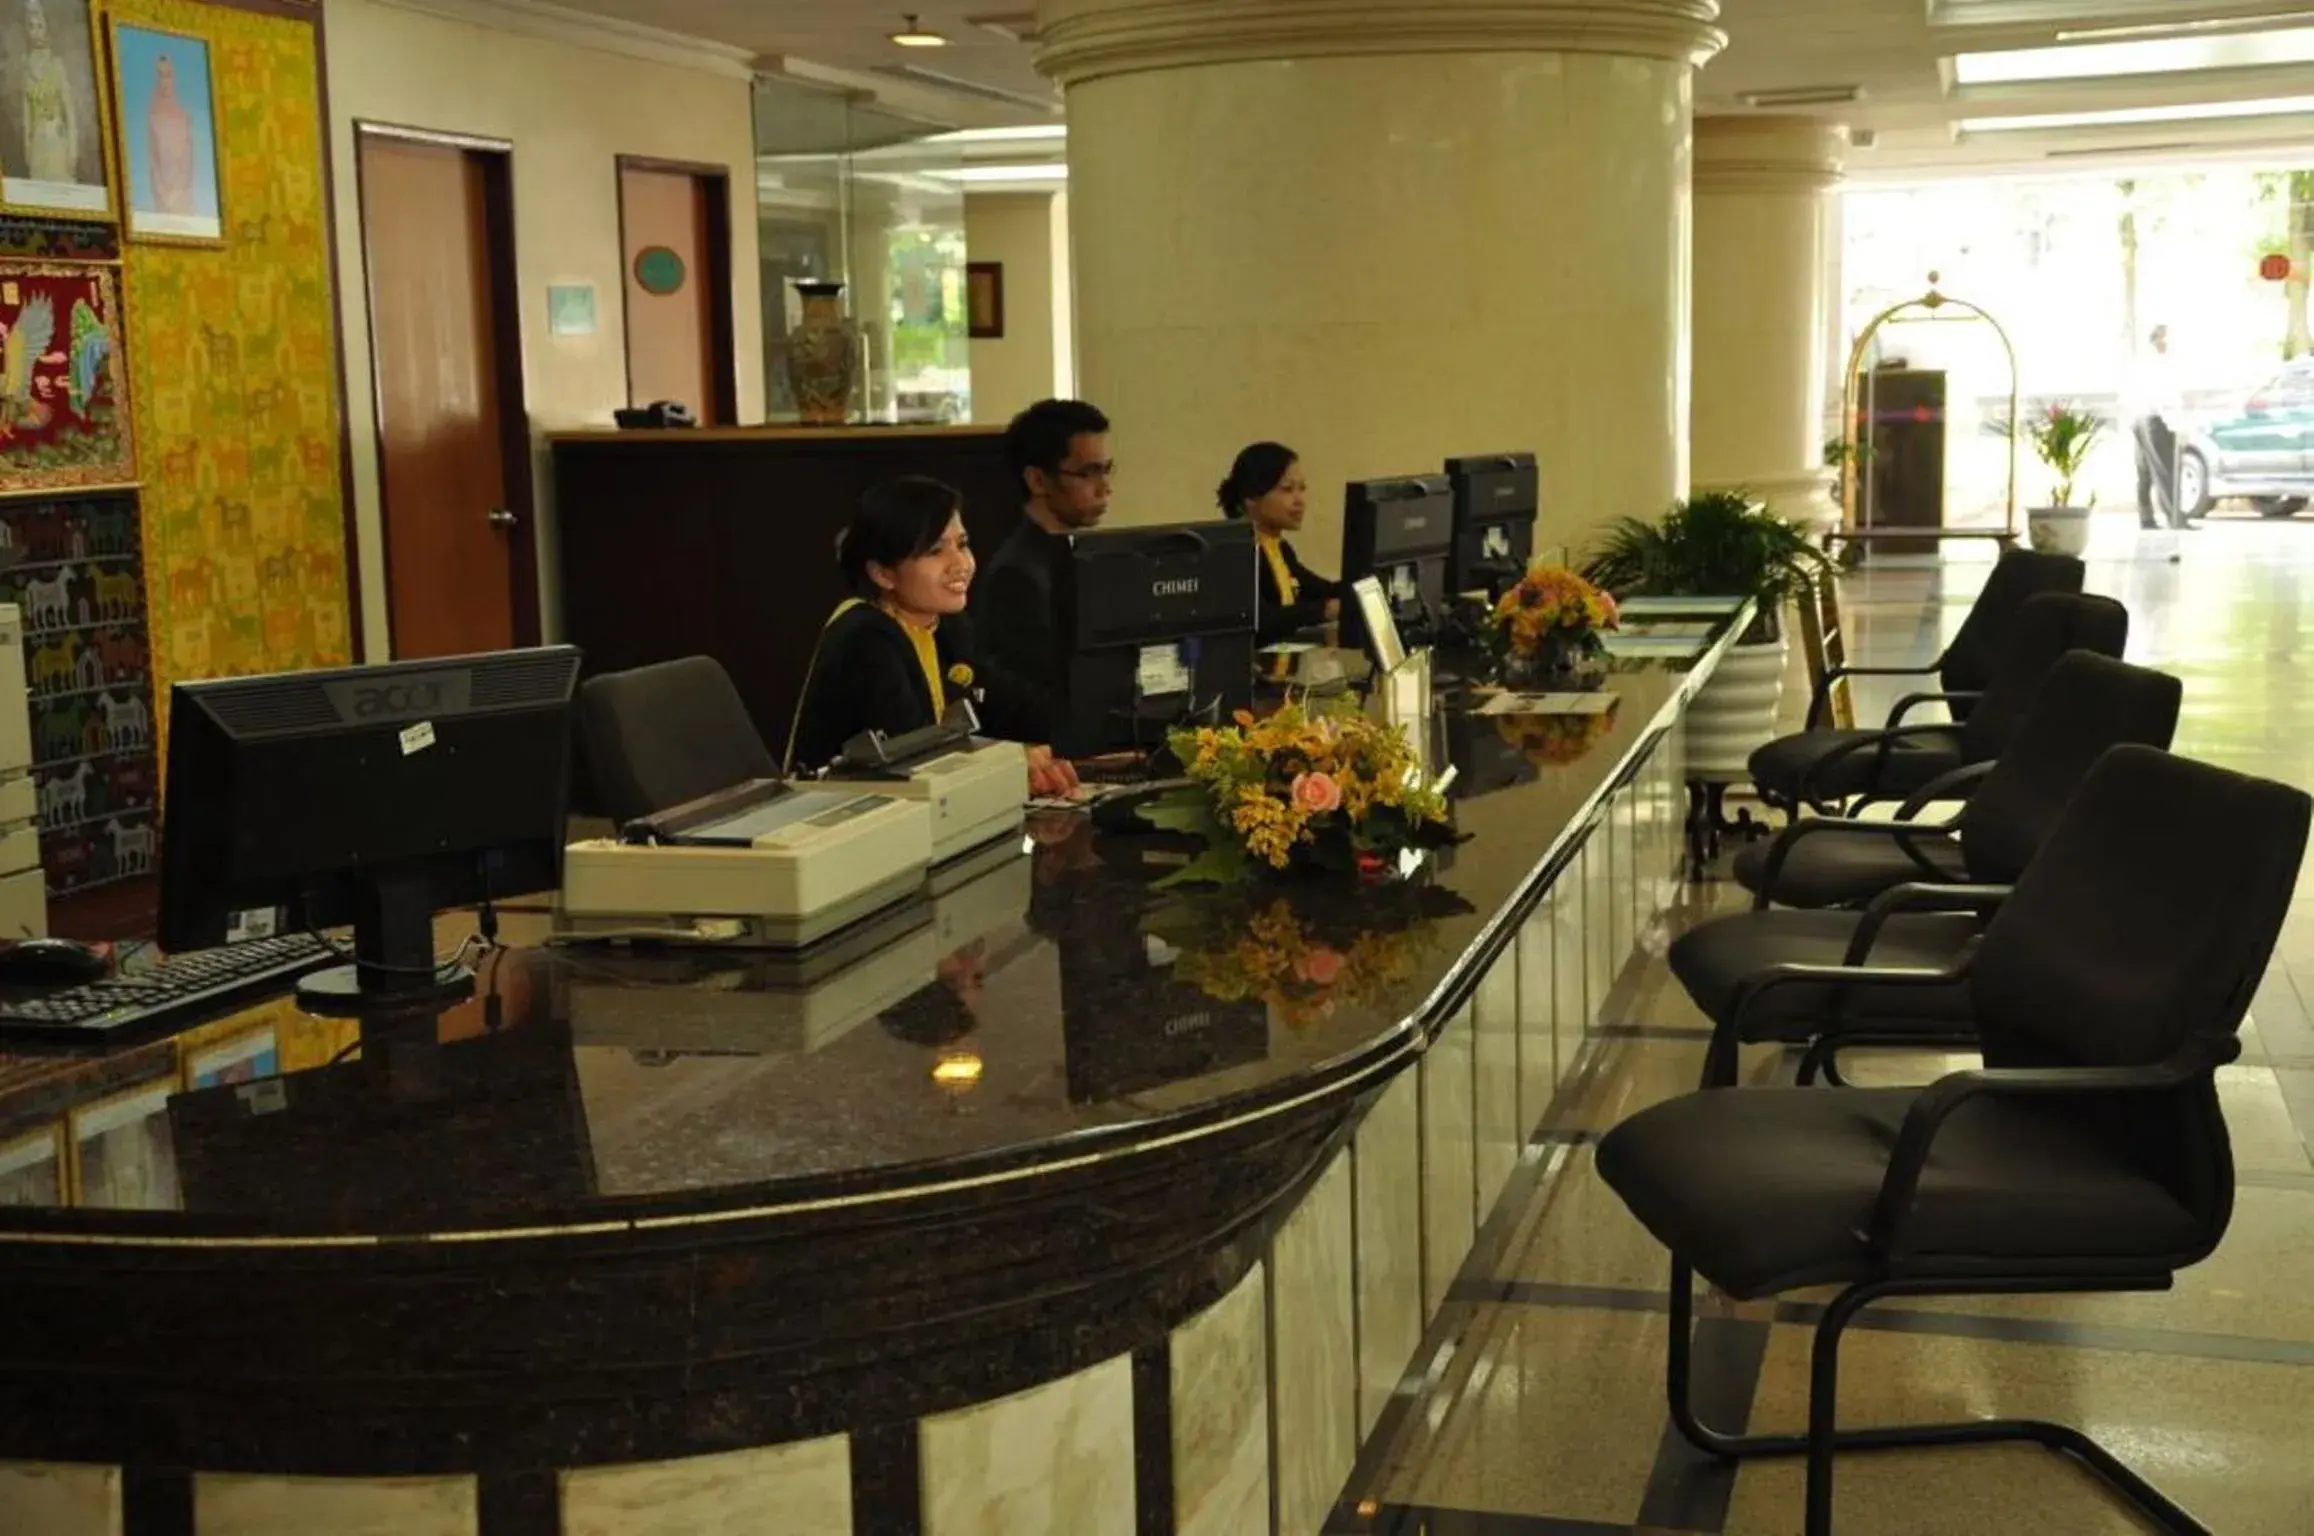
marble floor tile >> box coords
[1725,1322,2314,1536]
[1371,1304,1671,1527]
[1484,1142,1672,1297]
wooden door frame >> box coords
[351,120,542,656]
[613,154,740,426]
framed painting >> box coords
[0,0,112,220]
[183,1022,279,1092]
[107,19,221,246]
[0,259,134,496]
[966,261,1004,340]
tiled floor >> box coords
[1335,511,2314,1535]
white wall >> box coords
[325,0,765,657]
[965,192,1070,421]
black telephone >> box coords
[614,400,696,429]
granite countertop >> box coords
[0,638,1733,1246]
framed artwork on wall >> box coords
[966,260,1004,340]
[107,18,222,246]
[0,260,135,496]
[0,0,113,220]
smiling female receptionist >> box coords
[788,476,1079,799]
[1219,441,1344,644]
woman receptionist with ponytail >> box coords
[1219,442,1344,644]
[790,476,1078,799]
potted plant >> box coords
[1582,490,1833,780]
[2003,402,2102,557]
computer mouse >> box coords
[0,938,109,986]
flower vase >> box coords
[1503,630,1606,692]
[785,280,858,427]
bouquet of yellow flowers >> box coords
[1491,563,1619,689]
[1154,696,1459,881]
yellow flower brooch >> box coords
[947,663,976,690]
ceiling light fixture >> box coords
[1953,27,2314,86]
[2053,11,2314,43]
[1960,95,2314,134]
[924,124,1068,144]
[891,13,949,48]
[1736,85,1863,109]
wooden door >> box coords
[357,129,535,658]
[618,160,734,425]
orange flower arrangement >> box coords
[1490,563,1618,689]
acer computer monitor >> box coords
[1051,521,1258,758]
[1340,475,1455,655]
[159,647,583,1013]
[1446,452,1539,598]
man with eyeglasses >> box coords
[979,398,1115,704]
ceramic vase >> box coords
[2026,505,2092,557]
[1685,628,1788,780]
[786,280,858,427]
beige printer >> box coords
[802,715,1028,867]
[562,845,1032,1055]
[560,777,932,949]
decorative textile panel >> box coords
[106,0,349,740]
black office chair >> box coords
[1797,548,2083,732]
[1599,746,2311,1536]
[1732,651,2183,910]
[576,656,779,826]
[1749,590,2126,814]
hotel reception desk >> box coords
[0,623,1742,1536]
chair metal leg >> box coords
[1662,1261,2209,1534]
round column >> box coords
[1690,116,1845,530]
[1039,0,1724,557]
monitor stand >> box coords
[297,867,478,1018]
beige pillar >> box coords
[1039,0,1724,557]
[1691,116,1845,530]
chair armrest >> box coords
[1886,691,1985,729]
[1749,816,1957,910]
[1807,662,1939,730]
[1844,882,2011,965]
[1889,761,1997,820]
[1707,962,1967,1086]
[1796,723,1968,809]
[1869,1044,2243,1258]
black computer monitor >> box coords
[1051,521,1258,758]
[1447,452,1539,598]
[1341,475,1455,655]
[159,646,582,1013]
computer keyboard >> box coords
[0,932,339,1044]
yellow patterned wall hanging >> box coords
[101,0,350,754]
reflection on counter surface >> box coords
[0,619,1740,1535]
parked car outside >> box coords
[2177,359,2314,519]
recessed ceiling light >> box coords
[891,13,948,48]
[1960,95,2314,134]
[1953,27,2314,86]
[1736,85,1863,108]
[929,163,1070,183]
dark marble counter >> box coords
[0,622,1743,1474]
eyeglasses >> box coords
[1056,461,1117,483]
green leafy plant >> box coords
[1580,490,1833,642]
[1998,402,2104,508]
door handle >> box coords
[487,509,518,529]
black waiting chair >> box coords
[1796,548,2083,732]
[1680,654,2184,1085]
[1733,651,2183,910]
[1598,746,2311,1536]
[1748,591,2126,814]
[576,656,779,826]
